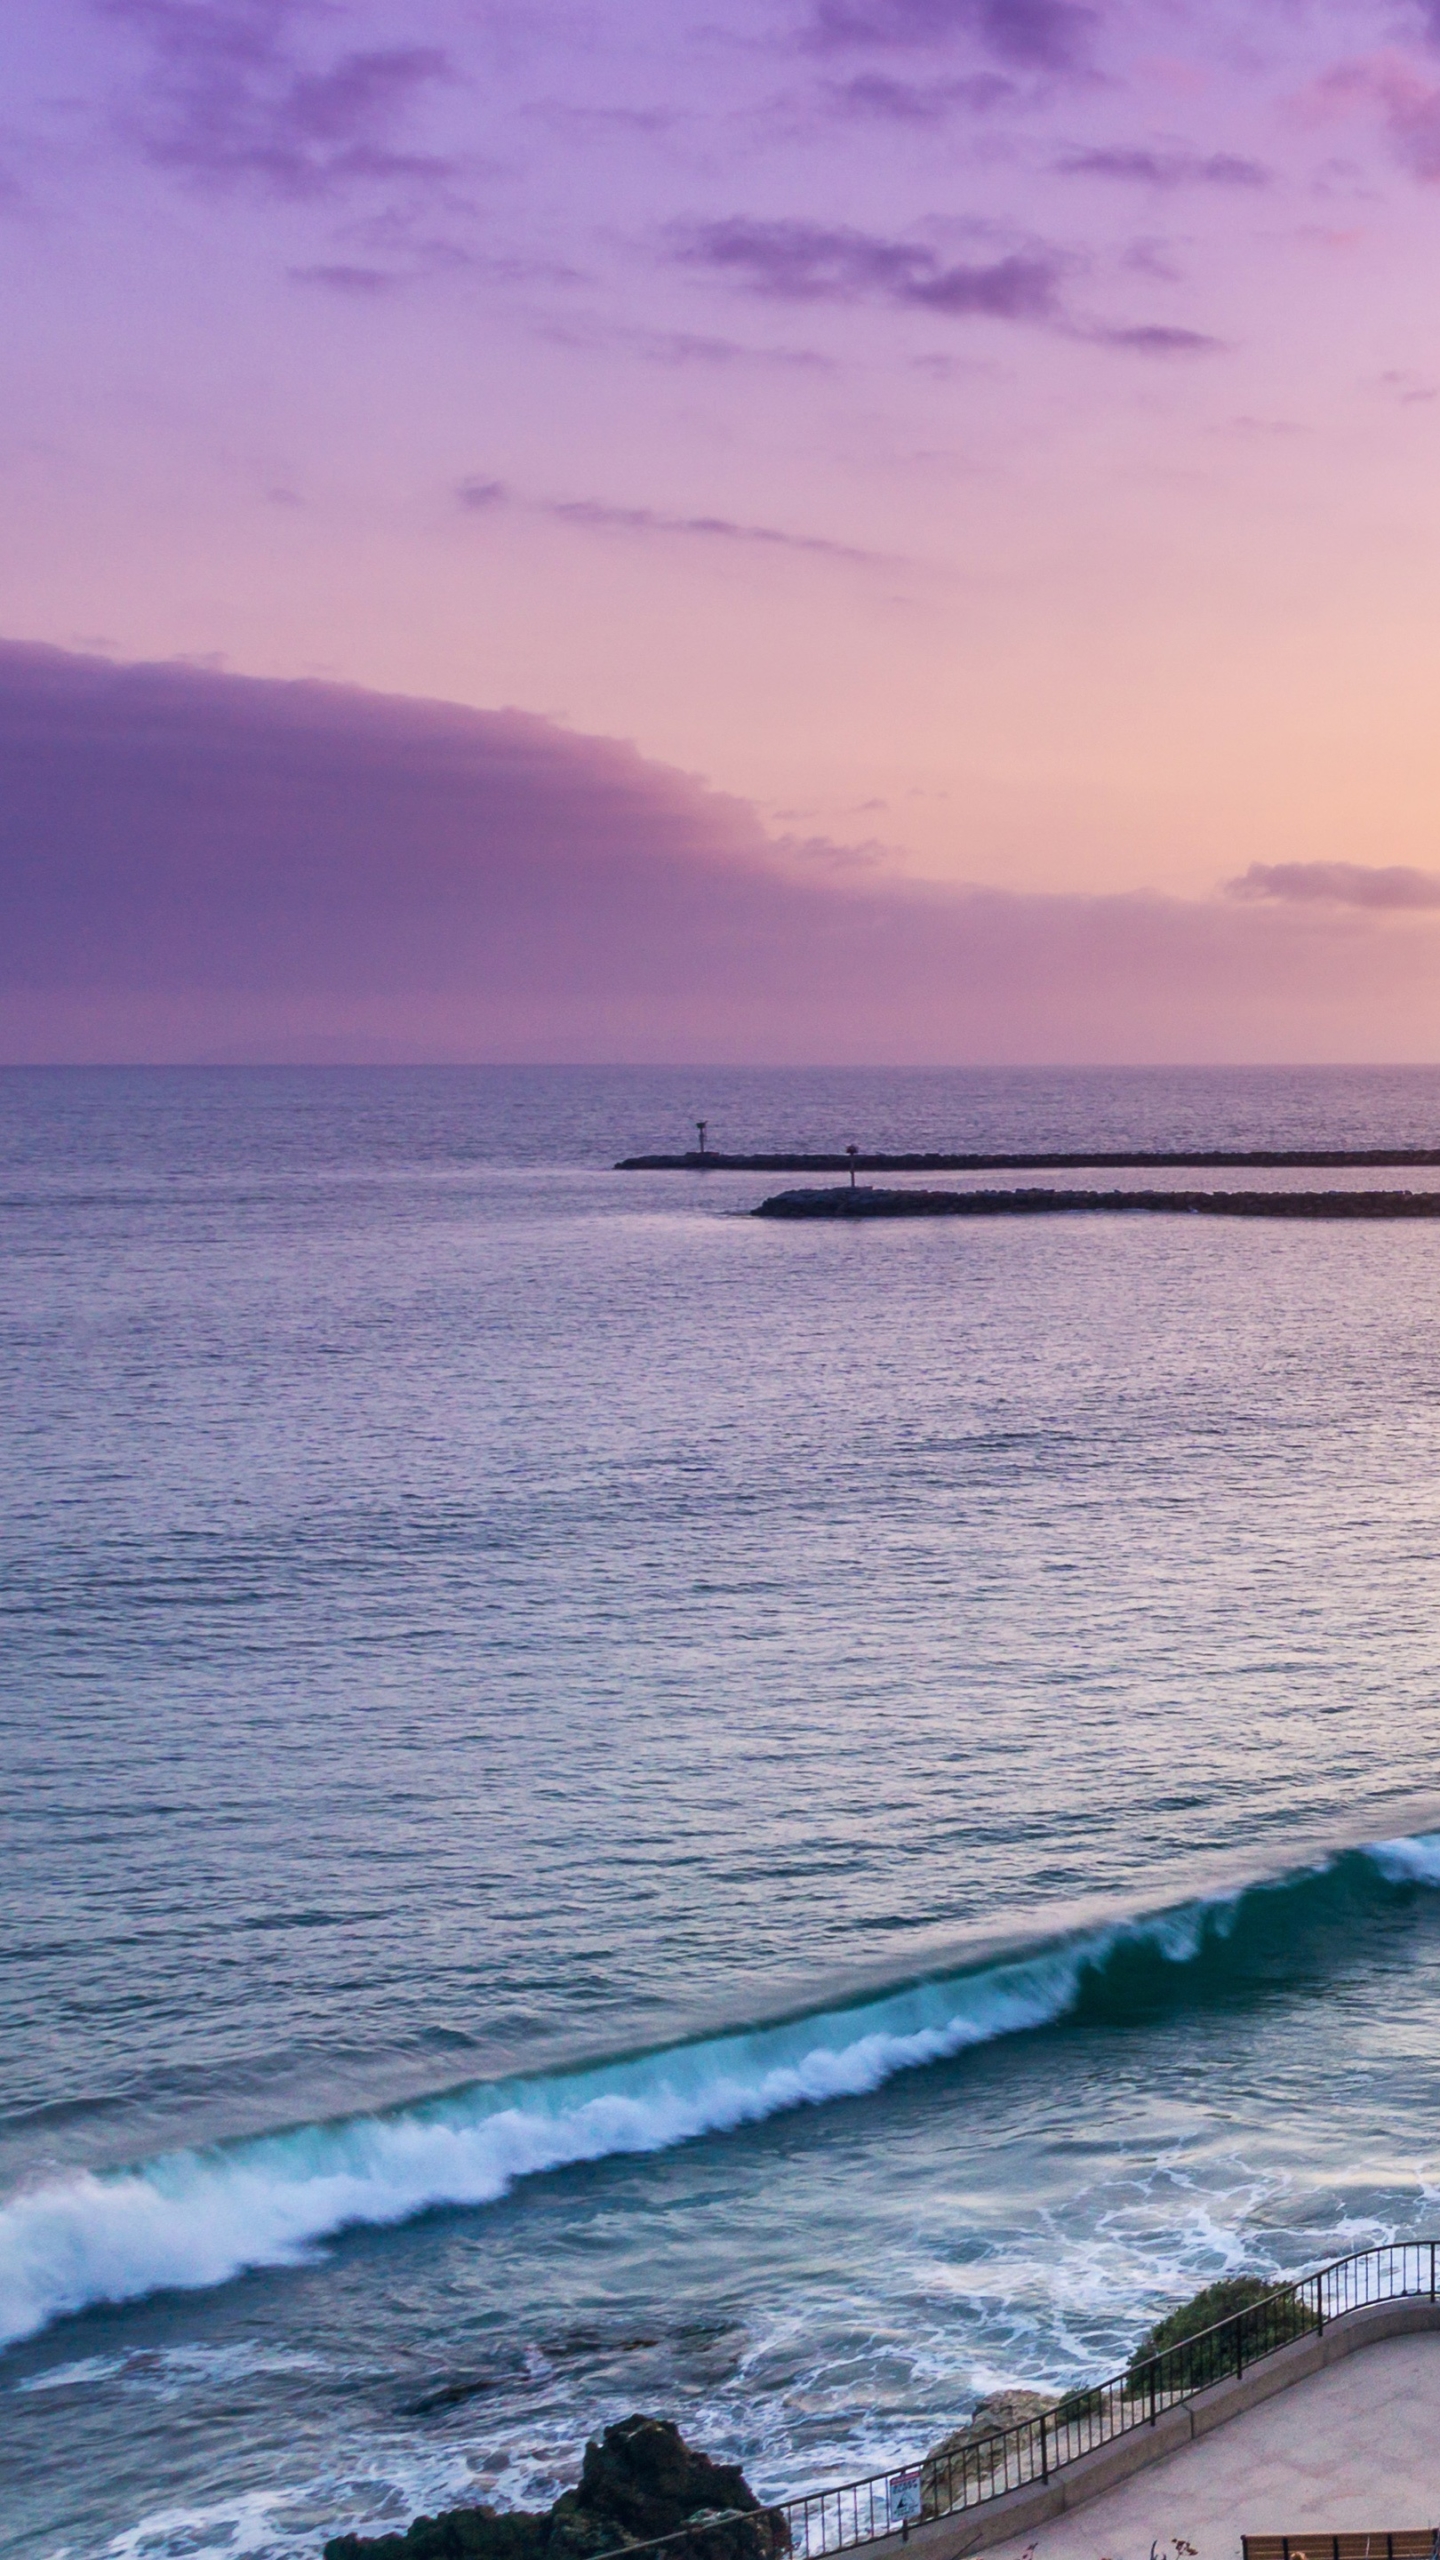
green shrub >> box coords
[1125,2275,1319,2399]
[1052,2386,1105,2429]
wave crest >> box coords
[4,1832,1436,2351]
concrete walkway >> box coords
[979,2334,1440,2560]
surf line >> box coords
[753,1187,1440,1219]
[4,1833,1440,2352]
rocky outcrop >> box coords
[920,2392,1059,2518]
[325,2416,789,2560]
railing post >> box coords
[1235,2316,1244,2381]
[1040,2415,1048,2484]
[1432,2240,1436,2303]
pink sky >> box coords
[4,0,1440,1057]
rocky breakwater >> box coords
[754,1186,1440,1220]
[918,2393,1058,2518]
[324,2418,789,2560]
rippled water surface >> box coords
[8,1067,1440,2560]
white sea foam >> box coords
[1368,1833,1440,1885]
[18,2341,330,2395]
[2,1834,1433,2354]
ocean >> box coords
[8,1065,1440,2560]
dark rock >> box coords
[920,2391,1058,2518]
[326,2512,547,2560]
[325,2416,788,2560]
[407,2377,507,2415]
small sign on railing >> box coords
[887,2475,922,2528]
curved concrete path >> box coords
[969,2332,1440,2560]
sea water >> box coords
[8,1066,1440,2560]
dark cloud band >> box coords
[4,646,1438,1066]
[1228,862,1440,910]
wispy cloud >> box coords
[97,0,456,199]
[672,217,1065,322]
[535,316,835,371]
[456,477,888,563]
[1227,861,1440,908]
[808,0,1095,75]
[826,71,1017,118]
[288,261,400,294]
[671,215,1219,350]
[1309,53,1440,182]
[545,498,883,561]
[1058,145,1270,187]
[1378,366,1438,402]
[523,101,682,142]
[1094,322,1221,352]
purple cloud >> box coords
[0,642,777,1009]
[827,71,1017,117]
[672,218,1065,322]
[1312,55,1440,183]
[1094,322,1222,352]
[1227,861,1440,909]
[1378,367,1438,402]
[536,318,834,372]
[674,217,1215,349]
[615,329,832,370]
[288,262,400,293]
[1058,146,1270,187]
[453,479,885,562]
[5,645,1440,1067]
[542,499,884,562]
[809,0,1095,74]
[98,0,455,199]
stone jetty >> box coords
[753,1186,1440,1219]
[619,1150,1440,1174]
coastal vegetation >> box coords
[1125,2275,1319,2396]
[917,2271,1316,2516]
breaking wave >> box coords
[6,1829,1440,2352]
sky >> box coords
[4,0,1440,1059]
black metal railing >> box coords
[598,2243,1440,2560]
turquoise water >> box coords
[8,1067,1440,2560]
